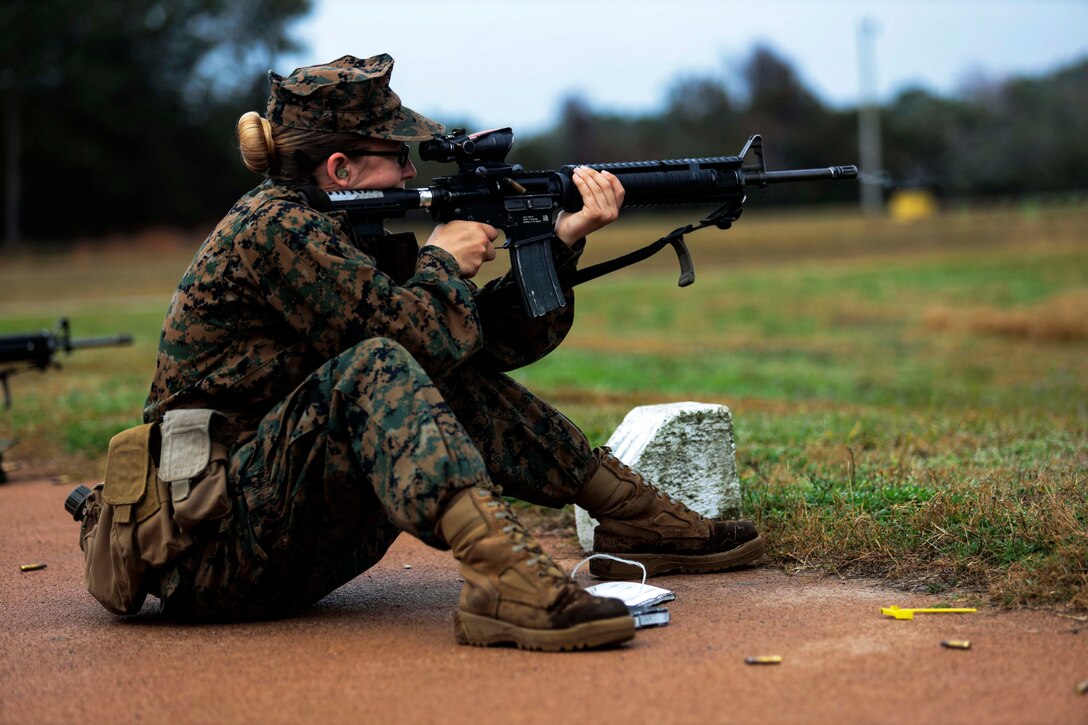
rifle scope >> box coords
[419,128,515,165]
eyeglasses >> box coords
[344,143,411,168]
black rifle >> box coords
[299,130,857,318]
[0,318,132,482]
[0,317,133,409]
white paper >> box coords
[585,581,676,609]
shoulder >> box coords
[231,182,346,247]
[248,183,326,226]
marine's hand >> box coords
[555,167,625,247]
[427,221,499,278]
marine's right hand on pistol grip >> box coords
[427,221,499,279]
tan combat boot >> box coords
[575,447,764,579]
[437,486,635,651]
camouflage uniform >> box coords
[145,174,594,619]
[140,55,600,619]
[130,55,761,634]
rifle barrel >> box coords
[66,334,134,352]
[748,165,859,186]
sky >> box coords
[284,0,1088,136]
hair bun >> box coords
[259,115,275,157]
[237,111,275,174]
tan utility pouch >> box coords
[81,410,231,615]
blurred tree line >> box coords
[499,46,1088,208]
[1,0,310,247]
[500,46,862,207]
[2,3,1086,246]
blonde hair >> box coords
[235,111,372,181]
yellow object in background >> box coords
[882,605,977,620]
[889,189,939,222]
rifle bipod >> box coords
[0,438,19,484]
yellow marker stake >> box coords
[881,605,977,620]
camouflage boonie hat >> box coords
[266,54,445,141]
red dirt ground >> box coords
[1,472,1085,724]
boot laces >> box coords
[605,450,706,521]
[483,492,567,587]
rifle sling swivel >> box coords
[568,200,744,290]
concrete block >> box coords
[575,402,741,553]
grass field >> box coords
[1,201,1085,609]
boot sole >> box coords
[589,535,765,580]
[454,610,636,651]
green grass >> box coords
[523,203,1088,609]
[2,203,1086,608]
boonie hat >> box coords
[266,53,444,141]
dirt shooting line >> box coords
[1,472,1085,724]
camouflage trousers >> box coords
[161,337,595,619]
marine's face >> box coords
[347,138,418,189]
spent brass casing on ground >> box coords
[745,655,783,665]
[19,563,47,572]
[940,640,971,650]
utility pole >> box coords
[857,17,884,216]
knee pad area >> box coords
[336,337,421,378]
[330,337,439,404]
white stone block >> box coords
[575,402,741,553]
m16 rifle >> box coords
[0,317,134,408]
[0,318,133,482]
[299,129,858,317]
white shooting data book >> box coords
[585,581,675,629]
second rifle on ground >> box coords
[0,318,133,482]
